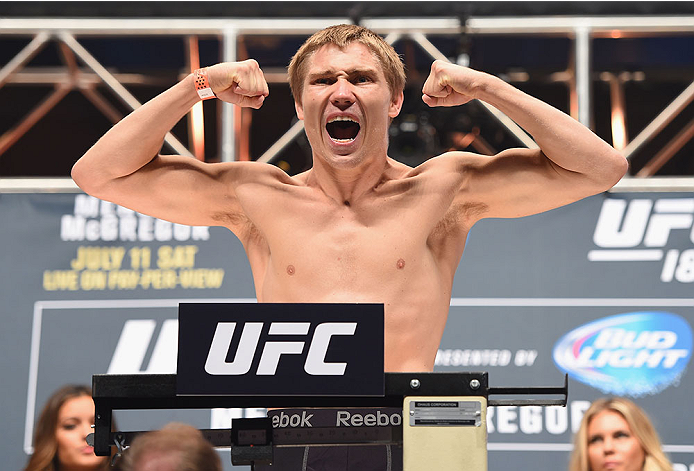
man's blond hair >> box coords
[288,24,406,101]
[119,423,222,471]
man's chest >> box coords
[239,183,470,273]
[253,217,444,303]
[267,211,426,265]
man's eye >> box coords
[315,78,332,85]
[356,76,370,83]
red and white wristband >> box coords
[193,68,216,100]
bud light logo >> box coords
[553,312,692,397]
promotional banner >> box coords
[2,190,692,471]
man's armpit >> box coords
[213,211,265,243]
[431,201,488,238]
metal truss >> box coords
[0,15,693,191]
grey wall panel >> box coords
[2,191,692,471]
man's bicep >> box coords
[93,156,245,227]
[460,148,595,220]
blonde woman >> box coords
[569,397,672,471]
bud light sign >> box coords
[553,312,692,397]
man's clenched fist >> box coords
[422,60,484,108]
[207,60,269,109]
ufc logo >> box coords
[593,198,694,248]
[204,322,357,376]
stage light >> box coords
[188,36,205,161]
[607,73,628,151]
[611,108,627,151]
[191,101,205,160]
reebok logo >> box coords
[272,411,315,428]
[270,410,402,428]
[336,410,402,427]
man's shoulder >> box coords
[403,151,484,177]
[216,160,301,187]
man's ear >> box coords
[388,90,404,118]
[295,100,304,120]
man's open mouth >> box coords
[326,116,360,142]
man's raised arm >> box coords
[71,60,269,226]
[422,60,628,220]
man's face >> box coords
[295,42,403,169]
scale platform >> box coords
[90,372,567,470]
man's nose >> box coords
[330,79,355,109]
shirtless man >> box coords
[72,25,627,374]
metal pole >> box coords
[187,35,206,161]
[383,32,401,46]
[574,24,593,129]
[1,16,693,36]
[58,31,194,158]
[0,31,50,89]
[221,27,237,162]
[257,120,306,164]
[636,118,694,177]
[80,86,123,124]
[622,80,694,160]
[408,32,538,149]
[0,84,71,156]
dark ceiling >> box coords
[2,1,693,19]
[0,2,692,178]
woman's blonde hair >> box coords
[569,397,672,471]
[23,385,110,471]
[287,24,406,101]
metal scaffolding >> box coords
[0,15,693,191]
